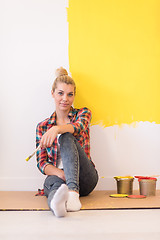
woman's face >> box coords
[52,82,75,112]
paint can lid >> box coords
[135,176,157,181]
[110,194,128,198]
[114,176,134,180]
[127,195,146,199]
[138,178,157,182]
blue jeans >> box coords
[44,132,98,205]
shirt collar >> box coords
[68,106,75,120]
[49,106,75,125]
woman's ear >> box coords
[51,90,54,98]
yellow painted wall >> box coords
[68,0,160,126]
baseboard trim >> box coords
[0,176,159,191]
[0,177,45,191]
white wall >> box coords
[91,123,160,191]
[1,0,160,192]
[0,0,69,190]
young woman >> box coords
[36,67,98,217]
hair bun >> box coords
[55,67,68,77]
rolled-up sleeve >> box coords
[36,124,50,174]
[70,107,92,137]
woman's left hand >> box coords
[40,126,58,148]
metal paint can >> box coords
[139,178,157,196]
[114,176,134,195]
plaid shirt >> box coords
[36,107,93,174]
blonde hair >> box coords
[52,67,76,94]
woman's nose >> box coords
[62,94,67,101]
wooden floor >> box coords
[1,190,160,211]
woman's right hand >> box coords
[40,126,59,148]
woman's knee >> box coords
[59,132,74,144]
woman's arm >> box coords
[71,108,92,137]
[44,164,66,181]
[36,123,51,174]
[40,124,74,148]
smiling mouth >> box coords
[60,103,69,107]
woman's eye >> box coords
[58,92,63,95]
[68,93,73,97]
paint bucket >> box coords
[114,176,134,195]
[139,178,157,196]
